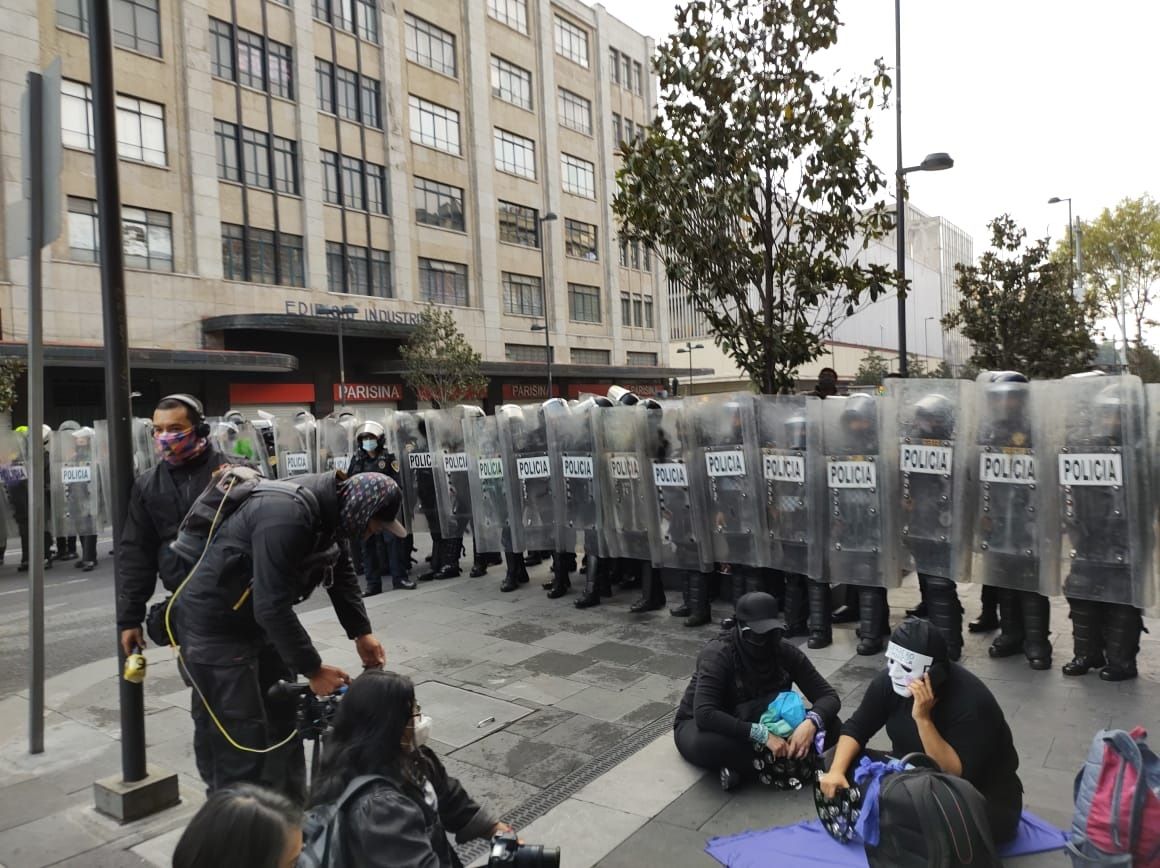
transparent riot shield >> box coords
[684,394,764,570]
[272,414,316,479]
[132,418,157,477]
[318,415,360,474]
[394,411,433,536]
[755,395,823,579]
[429,406,483,539]
[888,379,975,583]
[594,405,651,561]
[971,378,1052,595]
[207,418,268,472]
[497,404,556,554]
[0,428,26,554]
[641,400,715,572]
[1047,375,1154,610]
[50,427,104,538]
[545,399,603,556]
[464,414,509,554]
[821,394,901,588]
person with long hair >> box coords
[309,670,512,867]
[172,783,302,868]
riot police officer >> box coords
[7,425,54,572]
[348,420,414,594]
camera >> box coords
[267,681,343,741]
[487,831,560,867]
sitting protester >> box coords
[819,618,1023,844]
[308,670,513,867]
[674,592,841,790]
[172,783,302,868]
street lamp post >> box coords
[675,342,703,396]
[924,315,936,362]
[319,304,359,406]
[535,212,559,397]
[1048,196,1075,296]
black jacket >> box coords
[116,445,235,630]
[675,631,840,740]
[175,471,371,674]
[347,448,400,483]
[342,748,498,868]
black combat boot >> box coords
[924,576,963,662]
[684,571,712,628]
[856,587,889,656]
[418,532,443,581]
[547,553,571,599]
[575,555,611,608]
[469,539,489,578]
[1020,591,1052,670]
[970,584,1000,633]
[831,585,859,623]
[988,588,1026,658]
[629,563,666,613]
[524,551,544,567]
[807,580,832,649]
[906,575,930,618]
[617,558,642,590]
[432,536,462,580]
[764,569,783,610]
[500,551,527,592]
[670,572,692,618]
[729,566,747,605]
[1062,598,1106,676]
[782,573,809,638]
[1099,604,1141,682]
[56,536,76,562]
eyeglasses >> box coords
[411,704,422,718]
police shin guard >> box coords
[1062,598,1105,676]
[433,536,462,580]
[747,569,772,597]
[500,551,528,592]
[730,567,747,605]
[782,574,809,637]
[855,587,889,656]
[547,552,571,599]
[1020,591,1052,670]
[670,572,692,618]
[574,555,608,608]
[419,532,443,581]
[906,575,930,618]
[684,571,712,628]
[618,558,642,590]
[924,576,963,662]
[970,584,1000,633]
[807,581,832,649]
[1099,604,1141,682]
[630,563,666,613]
[988,588,1026,659]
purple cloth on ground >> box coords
[851,755,909,846]
[704,811,1068,867]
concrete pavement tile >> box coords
[438,755,540,819]
[472,798,648,868]
[536,714,635,755]
[584,641,654,666]
[130,828,183,868]
[463,600,526,618]
[573,733,705,818]
[522,651,594,678]
[453,662,534,692]
[143,707,191,748]
[556,686,652,723]
[424,630,505,654]
[0,719,116,785]
[615,700,675,728]
[0,777,84,833]
[35,742,120,796]
[1019,764,1082,830]
[654,773,733,831]
[569,662,649,690]
[449,731,588,787]
[472,638,543,665]
[381,638,439,665]
[504,707,575,738]
[697,785,816,838]
[411,682,531,749]
[487,621,554,644]
[498,674,588,705]
[67,845,155,866]
[389,601,475,626]
[623,674,687,705]
[0,812,110,868]
[532,631,605,654]
[594,819,718,868]
[1044,725,1105,772]
[403,653,480,678]
[380,617,447,642]
[633,652,695,680]
[153,689,188,710]
[147,735,201,781]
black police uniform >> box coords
[347,446,403,593]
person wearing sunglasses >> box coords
[674,592,841,790]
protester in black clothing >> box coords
[175,471,395,802]
[819,618,1023,844]
[116,395,240,657]
[347,420,414,594]
[813,367,839,399]
[308,670,512,867]
[675,593,841,791]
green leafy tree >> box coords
[1126,343,1160,382]
[613,0,894,394]
[907,353,928,378]
[943,215,1095,379]
[400,307,488,409]
[853,351,889,386]
[0,359,25,413]
[927,360,953,379]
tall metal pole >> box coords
[1066,198,1074,296]
[687,345,694,397]
[26,71,46,756]
[336,311,346,406]
[88,0,146,782]
[894,0,909,378]
[539,244,552,397]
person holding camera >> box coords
[818,618,1023,844]
[674,592,842,791]
[308,670,513,867]
[173,783,302,868]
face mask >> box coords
[361,438,378,453]
[885,641,935,698]
[154,429,207,466]
[740,626,770,649]
[412,714,431,748]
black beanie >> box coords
[890,617,949,664]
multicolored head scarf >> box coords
[337,472,406,539]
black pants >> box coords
[363,533,386,593]
[20,524,53,564]
[675,694,840,780]
[184,644,306,805]
[80,533,97,563]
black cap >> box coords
[735,592,781,634]
[890,617,948,663]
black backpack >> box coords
[866,756,1001,868]
[298,775,387,868]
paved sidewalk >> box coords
[0,556,1156,867]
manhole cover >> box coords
[413,681,533,748]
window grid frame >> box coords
[557,88,593,135]
[554,15,589,68]
[418,257,469,307]
[494,127,536,179]
[564,218,598,261]
[568,282,602,324]
[502,271,544,318]
[405,12,457,78]
[490,55,533,111]
[560,153,596,199]
[410,94,462,156]
[414,176,466,233]
[497,200,539,248]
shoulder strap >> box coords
[1104,730,1148,853]
[318,775,391,867]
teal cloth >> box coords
[759,691,806,737]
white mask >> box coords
[413,714,432,748]
[360,438,378,453]
[885,642,934,698]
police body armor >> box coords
[594,404,652,561]
[51,426,104,538]
[545,398,603,557]
[394,411,434,536]
[497,404,556,554]
[464,414,510,554]
[428,406,484,539]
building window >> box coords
[62,81,166,166]
[487,0,527,33]
[221,223,304,286]
[568,283,601,323]
[211,19,294,100]
[622,54,632,90]
[360,77,381,128]
[366,163,387,214]
[332,0,354,30]
[618,238,628,268]
[609,47,620,84]
[405,13,456,78]
[633,60,643,95]
[356,0,379,42]
[623,117,634,144]
[494,128,535,179]
[630,239,641,269]
[572,347,610,365]
[633,296,643,326]
[210,19,234,80]
[68,197,172,272]
[628,351,657,367]
[241,128,271,188]
[248,227,277,284]
[280,234,305,288]
[222,223,245,280]
[643,244,652,272]
[370,250,391,297]
[612,113,621,147]
[498,201,538,248]
[58,0,161,57]
[643,295,654,328]
[620,292,631,324]
[506,343,548,363]
[321,150,340,203]
[268,41,294,100]
[327,242,391,297]
[554,16,589,68]
[236,29,265,90]
[558,89,592,135]
[341,155,364,210]
[564,219,598,260]
[316,59,334,113]
[410,95,461,155]
[215,121,240,181]
[273,136,298,195]
[561,154,595,198]
[419,257,468,306]
[503,272,543,317]
[336,67,359,121]
[415,177,465,232]
[490,56,532,110]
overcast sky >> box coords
[600,0,1160,260]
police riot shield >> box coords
[0,428,26,553]
[429,406,484,539]
[821,393,901,588]
[272,414,316,478]
[755,395,824,579]
[545,398,603,556]
[318,414,360,474]
[888,379,975,583]
[971,377,1053,595]
[497,403,556,554]
[594,405,651,561]
[464,414,510,554]
[207,417,268,472]
[642,400,715,572]
[132,418,157,477]
[1046,375,1155,611]
[684,394,764,570]
[50,427,104,537]
[394,411,434,536]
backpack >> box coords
[1068,727,1160,867]
[866,760,1001,868]
[298,775,387,868]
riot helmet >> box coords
[356,420,385,453]
[913,394,955,440]
[59,420,81,432]
[224,409,246,426]
[608,385,640,406]
[1093,383,1123,441]
[839,394,876,435]
[985,371,1029,423]
[784,414,808,451]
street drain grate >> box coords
[456,707,677,865]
